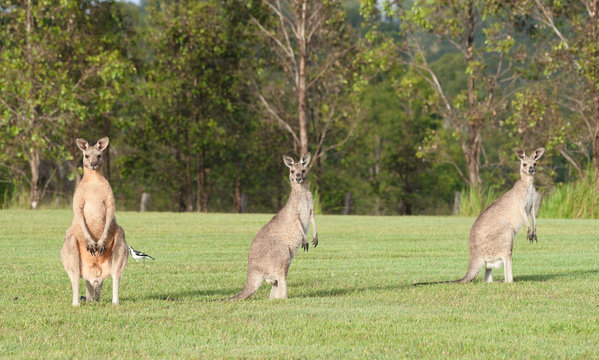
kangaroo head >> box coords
[76,137,109,171]
[283,153,311,184]
[515,147,544,176]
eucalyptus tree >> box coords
[250,0,363,163]
[0,0,131,208]
[138,0,261,212]
[362,0,526,193]
[511,0,599,181]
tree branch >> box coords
[256,91,300,147]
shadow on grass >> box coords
[515,269,599,282]
[131,283,409,301]
[124,287,237,302]
[411,268,599,285]
[295,283,409,298]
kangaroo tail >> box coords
[413,279,459,286]
[457,257,484,283]
[413,257,484,285]
[229,272,262,300]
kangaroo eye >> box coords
[290,170,295,174]
[302,170,306,174]
[523,163,527,167]
[85,155,89,159]
[98,154,102,159]
[534,162,536,166]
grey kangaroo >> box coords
[415,147,545,285]
[231,153,318,300]
[61,137,129,306]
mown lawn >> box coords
[1,210,598,359]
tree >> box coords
[514,0,599,183]
[126,0,261,212]
[363,0,525,193]
[250,0,362,162]
[0,0,131,209]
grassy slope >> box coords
[0,210,598,359]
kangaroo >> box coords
[458,147,545,283]
[231,153,318,300]
[414,147,545,285]
[61,137,128,306]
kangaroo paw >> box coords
[97,243,107,256]
[302,241,309,252]
[312,235,318,248]
[86,242,96,255]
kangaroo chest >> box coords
[77,180,112,237]
[524,185,535,211]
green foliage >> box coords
[541,167,599,219]
[311,185,323,216]
[0,0,597,216]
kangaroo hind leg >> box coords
[110,226,129,305]
[61,230,81,306]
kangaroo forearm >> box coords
[310,209,317,236]
[520,208,530,228]
[74,212,92,240]
[100,207,115,242]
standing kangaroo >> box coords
[458,147,545,284]
[61,137,128,306]
[231,153,318,300]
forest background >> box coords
[1,0,598,217]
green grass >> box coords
[1,210,598,359]
[541,167,599,219]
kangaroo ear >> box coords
[95,137,109,152]
[300,153,311,167]
[514,148,525,160]
[533,147,545,160]
[76,138,89,151]
[283,155,294,168]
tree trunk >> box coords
[176,149,186,212]
[343,191,353,215]
[184,153,193,212]
[103,113,111,182]
[140,192,150,212]
[241,192,248,213]
[234,177,243,213]
[453,191,462,215]
[297,0,309,155]
[29,148,41,209]
[465,0,482,194]
[178,185,186,212]
[195,148,210,213]
[592,91,599,186]
[590,2,599,186]
[196,152,203,212]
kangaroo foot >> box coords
[527,228,534,243]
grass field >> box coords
[1,210,598,359]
